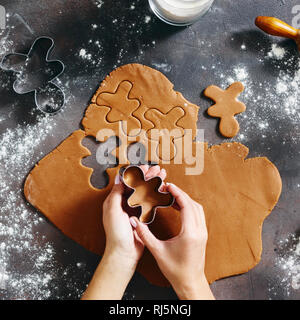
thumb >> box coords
[130,217,162,254]
[108,174,124,205]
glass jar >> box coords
[148,0,214,26]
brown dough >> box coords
[24,64,282,286]
[144,106,185,139]
[204,82,246,138]
[83,64,199,162]
[97,80,141,136]
[122,166,174,223]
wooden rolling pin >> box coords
[255,16,300,50]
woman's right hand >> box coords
[130,183,214,300]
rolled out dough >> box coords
[24,64,282,286]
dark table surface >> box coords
[0,0,299,300]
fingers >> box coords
[195,202,207,233]
[158,168,166,181]
[130,217,162,254]
[165,183,198,231]
[136,164,167,181]
[194,202,204,224]
[145,165,160,179]
[144,165,167,182]
[165,183,189,210]
[139,164,149,174]
[105,174,124,208]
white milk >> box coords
[149,0,214,26]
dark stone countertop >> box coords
[0,0,299,300]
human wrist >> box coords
[172,274,214,300]
[102,247,138,274]
[82,248,136,300]
[97,249,136,293]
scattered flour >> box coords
[94,0,104,9]
[0,13,34,59]
[213,43,300,145]
[78,47,102,67]
[151,62,172,73]
[79,48,92,61]
[0,15,92,300]
[144,15,151,24]
[268,234,300,297]
[0,113,91,300]
[210,45,299,299]
[76,1,157,71]
[0,116,57,299]
[0,33,13,57]
[233,66,248,81]
[268,43,286,60]
[0,20,14,58]
[278,238,300,291]
[1,6,298,300]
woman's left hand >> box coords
[82,164,167,300]
[102,164,167,268]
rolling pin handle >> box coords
[255,16,298,40]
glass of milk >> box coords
[148,0,214,26]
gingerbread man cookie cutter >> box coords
[120,165,175,224]
[1,36,65,114]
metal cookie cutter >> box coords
[1,36,65,114]
[121,165,175,224]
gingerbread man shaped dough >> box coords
[204,82,246,138]
[122,166,174,224]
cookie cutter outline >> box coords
[120,165,175,224]
[0,36,65,114]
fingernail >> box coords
[161,168,166,175]
[114,174,121,185]
[129,217,137,228]
[166,182,175,188]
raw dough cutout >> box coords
[122,165,174,224]
[144,107,185,140]
[83,64,199,162]
[96,80,141,136]
[204,82,246,138]
[144,107,186,162]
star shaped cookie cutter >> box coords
[120,165,175,224]
[1,36,65,114]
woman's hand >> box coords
[130,183,214,300]
[82,165,166,300]
[103,164,167,267]
[102,173,143,267]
